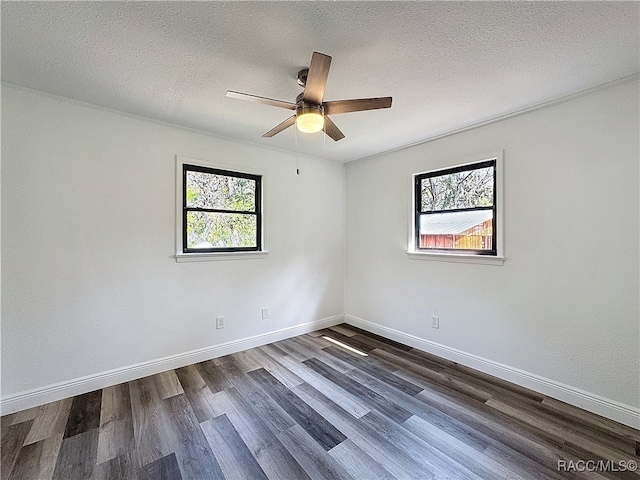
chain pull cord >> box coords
[323,111,327,164]
[294,120,300,175]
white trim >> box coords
[0,315,344,415]
[175,155,267,261]
[407,252,504,265]
[344,314,640,429]
[408,151,504,263]
[175,250,269,263]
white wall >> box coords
[3,80,639,427]
[345,80,640,420]
[1,86,345,404]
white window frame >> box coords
[407,151,504,265]
[175,155,268,262]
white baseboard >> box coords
[1,315,344,415]
[345,314,640,430]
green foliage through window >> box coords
[183,164,261,252]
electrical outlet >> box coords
[216,316,225,329]
[261,308,269,319]
[431,315,439,329]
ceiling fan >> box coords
[226,51,392,141]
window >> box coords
[182,163,262,253]
[414,158,498,256]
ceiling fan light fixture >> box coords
[227,51,391,141]
[296,105,324,133]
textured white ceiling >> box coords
[2,1,638,162]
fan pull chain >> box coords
[294,123,300,175]
[323,111,327,162]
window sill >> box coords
[407,251,504,266]
[175,251,269,263]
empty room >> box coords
[1,2,639,479]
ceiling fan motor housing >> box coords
[297,68,309,87]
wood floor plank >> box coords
[259,342,290,358]
[247,367,347,451]
[223,387,312,480]
[541,397,640,441]
[215,358,300,436]
[162,393,224,479]
[214,356,263,399]
[486,398,637,465]
[194,360,232,394]
[226,349,265,373]
[316,329,376,353]
[293,335,360,373]
[1,419,33,480]
[292,382,431,480]
[92,451,138,480]
[52,428,99,479]
[359,409,482,480]
[554,442,637,480]
[248,346,306,389]
[7,437,43,480]
[494,393,639,458]
[96,382,134,464]
[35,432,65,480]
[372,347,493,402]
[402,414,530,480]
[414,388,588,475]
[275,352,371,419]
[128,376,177,468]
[137,452,182,480]
[245,386,298,435]
[63,390,102,439]
[200,413,268,480]
[303,357,413,424]
[453,362,546,402]
[536,399,640,456]
[9,405,43,425]
[174,364,218,423]
[277,424,355,480]
[271,338,314,363]
[153,370,184,400]
[196,388,236,418]
[322,344,424,396]
[1,413,15,438]
[328,438,397,480]
[326,324,359,338]
[338,325,413,351]
[278,336,356,375]
[24,397,73,446]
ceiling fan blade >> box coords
[303,52,332,105]
[262,115,296,138]
[226,91,296,110]
[324,97,392,115]
[323,116,345,142]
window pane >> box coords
[186,171,256,212]
[186,211,257,249]
[421,166,493,212]
[419,210,493,251]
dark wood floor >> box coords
[2,324,639,480]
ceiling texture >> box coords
[2,1,639,163]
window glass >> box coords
[415,160,496,255]
[420,166,493,211]
[183,164,261,253]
